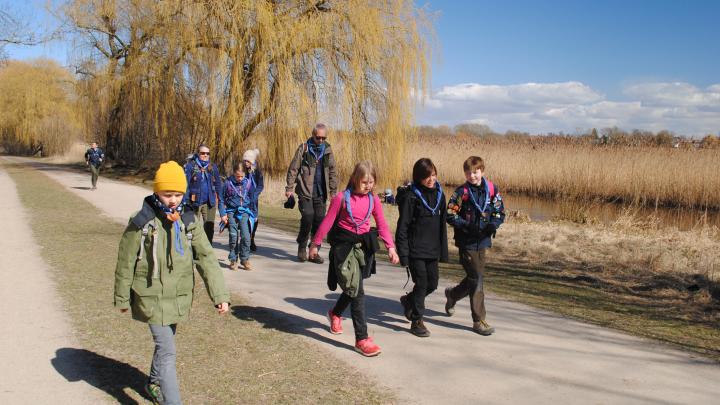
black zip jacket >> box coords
[395,183,449,266]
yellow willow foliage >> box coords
[64,0,430,180]
[0,59,81,155]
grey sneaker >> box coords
[145,382,164,405]
[298,246,307,262]
[444,287,456,316]
[473,320,495,336]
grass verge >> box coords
[5,161,392,404]
[259,205,720,361]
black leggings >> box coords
[408,258,439,320]
[331,278,367,341]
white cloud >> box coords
[416,81,720,136]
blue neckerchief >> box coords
[307,141,326,161]
[467,178,490,214]
[226,177,251,202]
[343,189,374,231]
[150,194,185,256]
[412,183,443,215]
[194,156,210,180]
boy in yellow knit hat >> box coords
[114,161,230,405]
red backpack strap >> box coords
[486,179,495,199]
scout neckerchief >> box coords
[226,176,251,202]
[343,189,374,231]
[467,177,490,214]
[307,141,326,161]
[151,194,185,256]
[411,182,443,215]
[194,156,210,180]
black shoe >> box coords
[399,294,413,321]
[250,240,257,252]
[444,287,456,316]
[411,319,430,338]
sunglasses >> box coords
[199,151,210,156]
[314,136,327,141]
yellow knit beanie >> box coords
[154,161,187,193]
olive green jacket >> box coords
[114,199,230,325]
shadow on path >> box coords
[51,347,151,404]
[231,304,356,353]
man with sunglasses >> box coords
[184,144,223,243]
[285,123,338,263]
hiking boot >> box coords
[145,382,164,405]
[308,255,324,264]
[241,260,252,271]
[297,246,307,262]
[250,240,257,252]
[473,320,495,336]
[410,319,431,338]
[229,260,238,271]
[354,337,382,357]
[399,294,413,321]
[444,287,456,316]
[327,309,343,334]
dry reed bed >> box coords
[405,135,720,210]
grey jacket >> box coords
[285,141,338,200]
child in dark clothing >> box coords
[445,156,505,335]
[395,158,449,337]
[309,160,400,356]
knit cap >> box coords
[242,148,260,164]
[153,161,187,193]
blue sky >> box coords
[4,0,719,135]
[418,0,720,135]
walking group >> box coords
[111,123,505,405]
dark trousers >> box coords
[408,258,439,320]
[332,278,367,341]
[447,248,487,322]
[89,165,100,188]
[251,219,258,246]
[297,196,326,247]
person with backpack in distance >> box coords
[84,141,104,190]
[395,158,449,337]
[285,123,338,263]
[308,160,400,357]
[184,144,223,243]
[220,161,257,271]
[114,161,230,405]
[445,156,505,336]
[242,148,264,252]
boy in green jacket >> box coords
[114,161,230,405]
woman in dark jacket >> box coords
[395,158,449,337]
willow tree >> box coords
[0,59,80,155]
[63,0,429,178]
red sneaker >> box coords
[327,310,343,335]
[355,337,382,357]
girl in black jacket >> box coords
[395,158,449,337]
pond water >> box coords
[504,193,720,231]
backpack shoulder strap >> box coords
[486,180,495,199]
